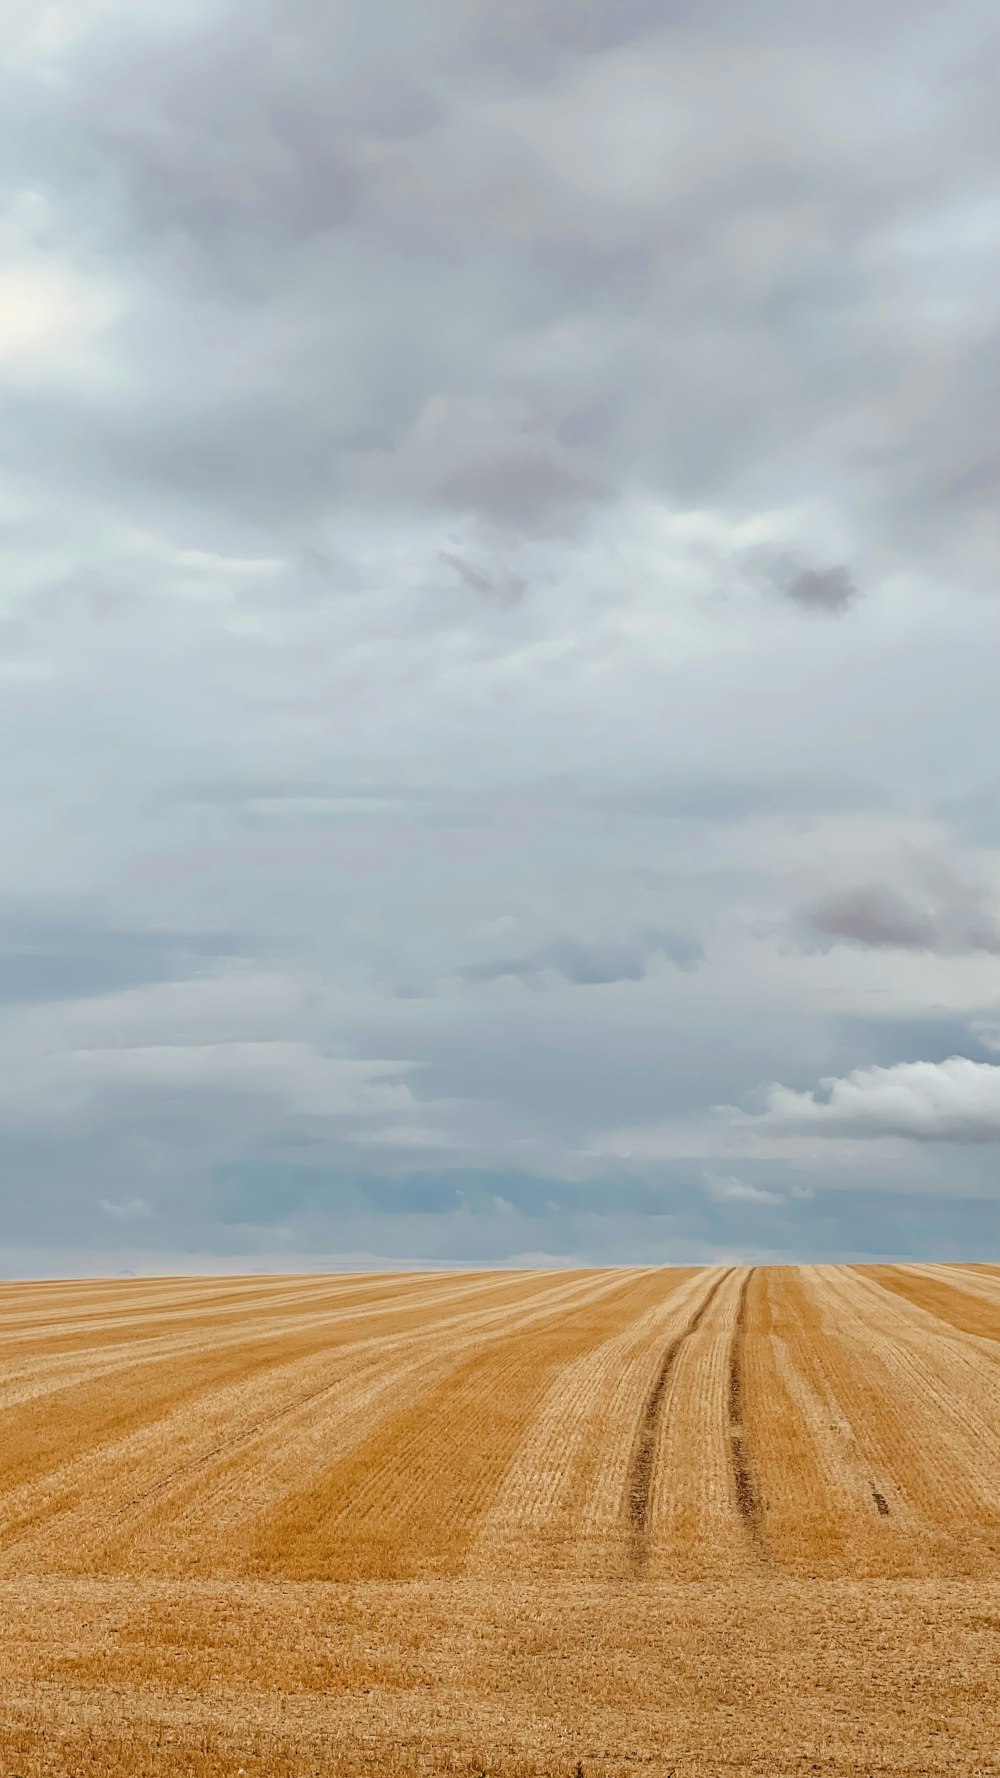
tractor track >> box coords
[728,1268,766,1550]
[625,1267,733,1571]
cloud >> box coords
[0,0,998,1267]
[745,548,862,614]
[438,549,524,606]
[0,259,116,365]
[734,1057,1000,1143]
[810,884,940,950]
[783,564,860,614]
[0,1036,422,1135]
[374,395,607,528]
[460,930,702,987]
[808,872,1000,954]
[971,1019,1000,1054]
[98,1195,153,1220]
[0,0,990,570]
[0,968,446,1154]
[702,1170,783,1206]
[0,904,245,1006]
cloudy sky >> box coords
[2,0,999,1274]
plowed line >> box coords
[0,1273,594,1573]
[625,1267,732,1569]
[729,1269,765,1547]
[470,1268,700,1573]
[861,1266,1000,1349]
[806,1267,1000,1537]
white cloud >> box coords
[702,1170,783,1206]
[732,1057,1000,1143]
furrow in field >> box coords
[0,1271,585,1575]
[0,1268,542,1437]
[625,1267,734,1572]
[745,1267,922,1575]
[939,1263,1000,1289]
[239,1268,644,1581]
[468,1266,705,1579]
[164,1269,622,1574]
[863,1262,1000,1312]
[34,1271,616,1577]
[0,1284,407,1412]
[0,1270,485,1375]
[794,1266,1000,1575]
[566,1267,727,1578]
[0,1273,366,1345]
[727,1267,766,1550]
[0,1273,562,1564]
[624,1266,749,1579]
[860,1264,1000,1344]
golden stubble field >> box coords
[2,1264,1000,1777]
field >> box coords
[2,1264,1000,1776]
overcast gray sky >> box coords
[2,0,999,1274]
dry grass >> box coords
[1,1264,999,1774]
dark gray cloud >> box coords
[438,550,525,605]
[809,874,1000,954]
[743,548,863,614]
[811,885,941,949]
[784,565,860,614]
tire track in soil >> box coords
[625,1267,733,1572]
[728,1268,767,1553]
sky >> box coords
[2,0,1000,1275]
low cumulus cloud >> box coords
[735,1057,1000,1143]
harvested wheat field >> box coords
[2,1265,1000,1777]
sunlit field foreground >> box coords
[2,1265,1000,1776]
